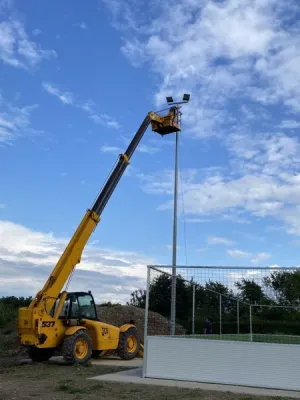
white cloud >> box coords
[42,82,120,129]
[121,38,147,67]
[226,133,300,176]
[137,144,160,154]
[136,131,300,235]
[104,0,300,139]
[75,22,88,30]
[228,269,262,281]
[107,120,120,129]
[89,113,120,129]
[207,236,235,246]
[221,214,251,225]
[42,82,74,105]
[100,145,122,154]
[138,168,197,196]
[32,28,42,36]
[227,249,250,259]
[278,120,300,129]
[0,94,39,145]
[227,249,271,265]
[0,18,56,69]
[185,218,210,223]
[101,0,300,241]
[251,252,271,265]
[268,264,280,269]
[0,220,154,302]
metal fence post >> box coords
[192,284,195,335]
[250,305,253,342]
[170,274,176,335]
[142,266,151,378]
[219,294,222,336]
[237,301,240,335]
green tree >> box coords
[127,289,146,308]
[127,270,300,336]
[263,271,300,306]
[235,279,267,304]
[0,296,32,328]
[148,274,172,317]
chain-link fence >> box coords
[144,265,300,344]
[143,266,195,338]
[143,265,300,389]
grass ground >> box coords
[0,326,298,399]
[191,334,300,344]
[0,361,295,400]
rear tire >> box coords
[27,347,54,362]
[62,330,92,364]
[118,327,140,360]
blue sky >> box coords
[1,0,300,302]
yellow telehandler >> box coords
[17,105,182,364]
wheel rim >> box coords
[126,335,137,353]
[75,338,89,359]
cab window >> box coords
[77,294,97,319]
[51,297,70,318]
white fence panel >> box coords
[144,336,300,391]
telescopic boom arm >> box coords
[29,108,181,313]
[91,114,151,216]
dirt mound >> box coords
[0,306,185,359]
[97,305,185,341]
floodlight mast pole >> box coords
[170,127,179,336]
[167,94,190,336]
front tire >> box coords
[118,327,140,360]
[27,347,54,362]
[62,330,92,364]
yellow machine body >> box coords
[18,306,133,352]
[17,107,182,364]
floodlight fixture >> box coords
[165,94,191,106]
